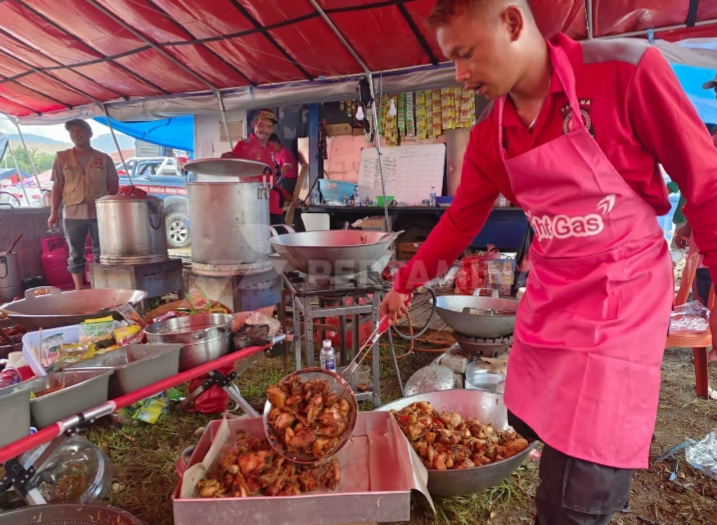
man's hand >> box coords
[380,289,411,325]
[47,211,59,231]
[675,223,692,250]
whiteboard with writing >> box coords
[357,144,446,205]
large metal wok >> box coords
[432,293,518,338]
[0,288,147,330]
[269,226,400,277]
[376,389,537,496]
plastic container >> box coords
[465,373,504,392]
[376,195,394,207]
[0,384,31,448]
[31,435,113,504]
[22,323,121,377]
[319,339,336,371]
[69,343,182,398]
[318,180,357,204]
[15,369,113,428]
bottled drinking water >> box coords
[310,188,321,206]
[352,186,361,206]
[320,339,336,371]
[429,186,437,207]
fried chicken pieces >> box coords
[266,376,352,460]
[391,401,529,470]
[196,432,340,498]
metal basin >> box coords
[0,504,143,525]
[433,295,518,338]
[375,389,537,496]
[269,228,400,277]
[0,289,148,330]
[144,314,232,371]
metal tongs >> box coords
[340,294,411,379]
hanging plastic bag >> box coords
[685,431,717,480]
[669,300,710,334]
[454,246,501,295]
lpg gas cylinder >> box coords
[40,237,73,288]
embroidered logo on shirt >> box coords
[527,195,616,241]
[560,99,595,136]
[93,158,103,167]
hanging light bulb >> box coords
[388,98,397,116]
[356,105,365,121]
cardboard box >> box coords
[352,127,365,136]
[360,216,391,231]
[326,123,353,136]
[397,241,424,260]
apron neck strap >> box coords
[498,40,583,152]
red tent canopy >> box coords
[0,0,715,119]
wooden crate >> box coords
[397,241,424,260]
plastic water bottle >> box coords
[429,186,437,207]
[310,188,321,206]
[352,187,360,206]
[320,339,336,371]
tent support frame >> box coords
[5,139,32,207]
[307,0,391,228]
[10,118,43,192]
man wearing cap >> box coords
[48,119,119,290]
[222,109,291,225]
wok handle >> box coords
[377,230,404,243]
[472,288,499,298]
[268,224,296,237]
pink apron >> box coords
[501,43,673,469]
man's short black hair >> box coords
[268,133,281,144]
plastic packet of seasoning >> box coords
[41,333,64,368]
[416,91,426,104]
[114,325,143,347]
[57,343,95,364]
[78,316,114,345]
[186,285,211,313]
[132,395,168,424]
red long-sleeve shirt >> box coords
[395,33,717,294]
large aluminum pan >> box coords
[1,289,147,330]
[173,412,433,525]
[432,295,518,338]
[14,369,113,428]
[269,228,400,277]
[144,314,232,371]
[375,389,537,496]
[0,504,143,525]
[68,343,182,398]
[0,385,31,448]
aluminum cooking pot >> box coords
[432,293,518,338]
[376,389,537,496]
[144,314,233,371]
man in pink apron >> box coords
[381,1,717,524]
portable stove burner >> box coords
[453,332,513,358]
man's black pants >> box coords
[508,412,633,525]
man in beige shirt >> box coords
[48,119,119,289]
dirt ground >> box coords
[2,342,717,525]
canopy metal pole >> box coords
[99,104,132,187]
[6,140,32,206]
[586,0,594,40]
[10,118,43,193]
[307,0,390,228]
[84,0,234,150]
[601,18,717,39]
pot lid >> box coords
[184,158,271,177]
[404,365,456,396]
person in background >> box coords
[268,133,299,199]
[222,109,291,225]
[48,119,119,290]
[380,1,717,524]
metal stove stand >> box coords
[279,272,401,407]
[90,258,183,299]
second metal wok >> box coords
[269,226,400,277]
[376,389,537,496]
[1,288,147,330]
[432,294,518,338]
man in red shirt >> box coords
[268,133,299,198]
[222,109,291,225]
[380,1,717,524]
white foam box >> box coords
[440,352,469,374]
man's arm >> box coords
[628,47,717,285]
[393,130,499,294]
[49,156,63,228]
[106,156,119,195]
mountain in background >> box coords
[91,133,135,153]
[8,133,67,145]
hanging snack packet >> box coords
[41,333,64,368]
[79,316,115,345]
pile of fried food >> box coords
[392,401,529,470]
[266,376,352,461]
[196,432,340,498]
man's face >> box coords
[68,125,91,147]
[252,118,275,141]
[436,7,525,100]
